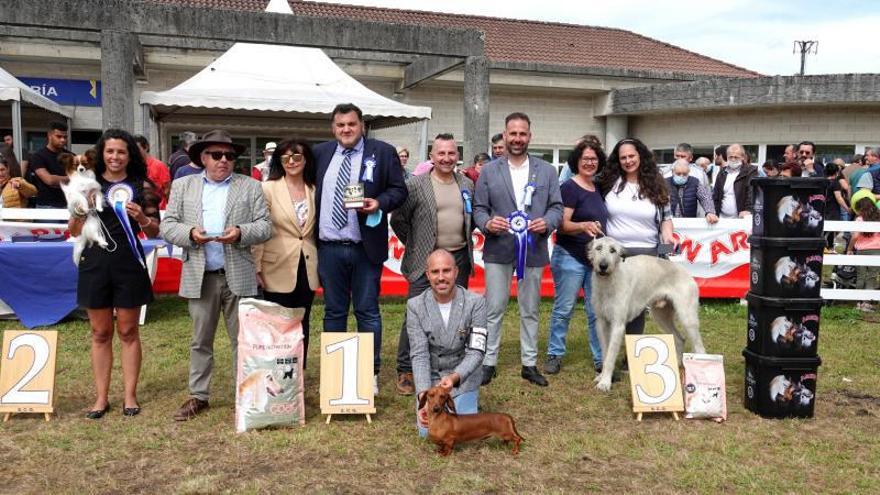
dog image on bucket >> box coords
[774,256,820,292]
[235,299,305,432]
[776,195,822,233]
[770,316,817,351]
[769,374,815,409]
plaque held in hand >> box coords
[344,182,365,209]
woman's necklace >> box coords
[625,180,639,201]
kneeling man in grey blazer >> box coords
[409,249,487,436]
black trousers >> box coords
[262,254,316,369]
[396,247,471,374]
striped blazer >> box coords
[390,171,474,282]
[160,173,272,299]
[407,286,487,397]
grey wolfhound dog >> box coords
[586,237,706,392]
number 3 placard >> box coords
[320,333,375,418]
[0,330,58,420]
[624,334,684,415]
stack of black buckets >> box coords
[744,176,828,418]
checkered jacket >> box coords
[160,173,272,299]
[390,171,475,282]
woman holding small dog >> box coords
[68,129,159,419]
[599,138,674,334]
[252,137,319,367]
[545,140,608,375]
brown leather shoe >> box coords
[396,372,415,396]
[173,397,209,421]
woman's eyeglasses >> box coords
[281,153,305,165]
[204,151,237,161]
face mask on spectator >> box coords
[673,175,688,186]
[727,160,742,171]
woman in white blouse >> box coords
[598,138,675,334]
[253,138,320,367]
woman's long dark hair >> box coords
[267,137,316,187]
[95,129,147,182]
[600,137,668,206]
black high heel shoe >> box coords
[122,405,141,417]
[85,404,111,420]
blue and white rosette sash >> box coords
[507,210,530,281]
[362,155,376,182]
[106,182,145,268]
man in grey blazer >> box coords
[390,133,475,396]
[409,249,487,436]
[160,129,272,421]
[474,112,563,387]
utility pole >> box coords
[793,40,818,75]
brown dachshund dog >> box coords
[418,385,523,456]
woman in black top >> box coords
[68,129,159,419]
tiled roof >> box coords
[147,0,761,78]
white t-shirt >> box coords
[508,157,530,210]
[437,301,452,327]
[604,178,658,248]
[720,169,740,218]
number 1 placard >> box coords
[320,333,375,418]
[624,334,684,417]
[0,330,58,420]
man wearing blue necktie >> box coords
[312,103,408,394]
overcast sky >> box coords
[307,0,879,76]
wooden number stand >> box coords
[624,334,684,422]
[0,330,58,422]
[320,333,375,424]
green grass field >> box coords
[1,296,879,494]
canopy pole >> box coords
[141,104,152,145]
[417,119,428,163]
[11,100,23,170]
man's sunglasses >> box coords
[204,150,237,161]
[280,153,305,165]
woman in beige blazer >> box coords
[253,137,319,367]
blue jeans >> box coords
[417,389,479,438]
[318,242,383,374]
[548,245,602,367]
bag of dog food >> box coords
[683,353,727,422]
[235,298,305,433]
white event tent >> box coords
[140,0,432,157]
[0,64,73,165]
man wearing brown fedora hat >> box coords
[160,129,272,421]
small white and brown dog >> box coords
[60,153,106,265]
[587,236,707,392]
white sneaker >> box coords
[373,374,379,396]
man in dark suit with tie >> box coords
[312,103,408,394]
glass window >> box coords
[815,145,855,164]
[531,148,554,164]
[766,144,788,163]
[558,149,572,166]
[652,148,675,164]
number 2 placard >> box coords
[0,330,58,420]
[320,333,375,417]
[624,334,684,415]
